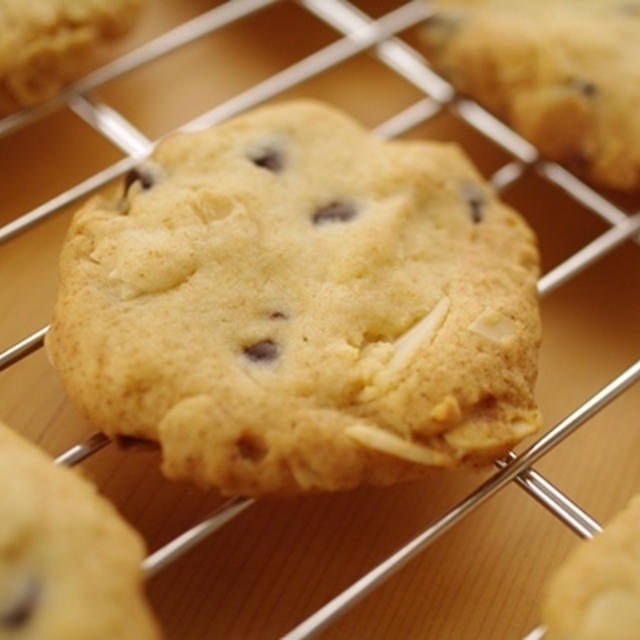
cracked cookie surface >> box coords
[0,0,142,115]
[0,422,159,639]
[421,0,640,191]
[46,100,541,496]
[541,495,640,640]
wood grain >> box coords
[1,1,639,638]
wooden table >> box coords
[1,1,639,638]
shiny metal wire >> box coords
[1,1,639,638]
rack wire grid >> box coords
[1,0,639,637]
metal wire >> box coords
[52,433,254,579]
[68,96,151,156]
[0,325,49,371]
[1,1,639,638]
[54,432,111,466]
[0,155,136,244]
[142,497,255,578]
[537,213,640,297]
[522,626,548,640]
[496,453,602,540]
[299,0,453,103]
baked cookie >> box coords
[541,495,640,640]
[421,0,640,191]
[0,0,143,115]
[46,99,541,497]
[0,421,160,639]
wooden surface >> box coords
[1,1,640,638]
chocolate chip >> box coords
[124,168,155,194]
[462,184,485,223]
[235,434,267,461]
[116,435,159,452]
[571,79,597,97]
[0,577,40,629]
[269,311,287,320]
[243,340,278,362]
[476,394,497,411]
[312,201,358,225]
[250,148,283,173]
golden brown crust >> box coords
[46,99,541,496]
[0,0,143,114]
[0,421,160,639]
[542,496,640,640]
[421,0,640,191]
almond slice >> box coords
[346,424,450,466]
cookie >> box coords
[421,0,640,191]
[541,495,640,639]
[0,0,143,115]
[45,99,541,497]
[0,421,160,639]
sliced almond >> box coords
[469,310,517,344]
[389,296,450,371]
[345,424,450,466]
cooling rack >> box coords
[1,0,639,637]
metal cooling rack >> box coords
[0,0,639,638]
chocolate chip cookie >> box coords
[421,0,640,191]
[0,421,160,639]
[541,495,640,639]
[46,99,542,496]
[0,0,143,115]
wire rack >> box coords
[1,0,639,637]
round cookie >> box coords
[421,0,640,191]
[0,422,160,639]
[46,99,541,496]
[0,0,143,115]
[541,495,640,639]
